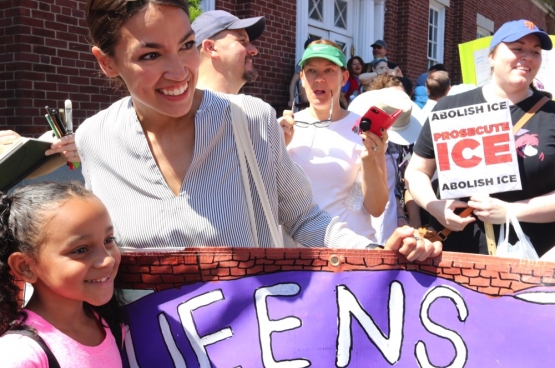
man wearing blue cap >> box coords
[192,10,265,94]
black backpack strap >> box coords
[105,317,123,353]
[4,329,61,368]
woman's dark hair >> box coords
[428,63,446,73]
[347,56,364,77]
[304,37,317,50]
[0,182,124,336]
[398,76,414,97]
[86,0,190,90]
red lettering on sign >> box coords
[437,142,450,171]
[483,133,512,165]
[452,139,481,168]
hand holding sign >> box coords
[468,194,509,224]
[427,199,476,232]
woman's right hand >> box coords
[279,109,295,146]
[427,199,475,232]
[0,130,21,145]
[45,134,80,163]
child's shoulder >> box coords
[0,332,48,367]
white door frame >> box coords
[297,0,386,65]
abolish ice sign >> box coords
[429,101,521,199]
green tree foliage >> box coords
[189,0,203,21]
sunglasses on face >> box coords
[292,91,334,128]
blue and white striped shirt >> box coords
[76,91,371,249]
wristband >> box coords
[398,215,408,221]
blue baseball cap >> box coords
[192,10,266,48]
[489,19,552,52]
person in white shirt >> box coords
[280,40,389,244]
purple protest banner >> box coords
[117,248,555,367]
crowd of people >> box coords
[0,0,553,365]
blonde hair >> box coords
[368,74,402,91]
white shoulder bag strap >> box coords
[229,94,284,248]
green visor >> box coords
[299,43,347,68]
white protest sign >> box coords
[473,48,491,87]
[430,101,522,199]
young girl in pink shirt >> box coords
[0,182,123,367]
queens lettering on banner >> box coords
[429,101,522,199]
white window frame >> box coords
[427,0,446,68]
[476,14,494,39]
[477,26,491,39]
[308,0,353,37]
[199,0,215,12]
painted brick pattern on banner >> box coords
[116,248,555,297]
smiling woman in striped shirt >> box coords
[61,0,442,261]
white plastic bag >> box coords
[496,211,539,260]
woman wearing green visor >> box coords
[281,40,388,244]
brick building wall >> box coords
[386,0,550,85]
[0,0,552,135]
[449,0,549,83]
[0,0,124,136]
[117,248,555,297]
[384,0,437,83]
[216,0,297,114]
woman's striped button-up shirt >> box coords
[76,91,372,249]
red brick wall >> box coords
[117,248,555,297]
[0,0,124,136]
[449,0,549,83]
[384,0,431,84]
[1,0,551,135]
[217,0,297,115]
[386,0,549,85]
[548,13,555,34]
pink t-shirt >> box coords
[0,309,122,368]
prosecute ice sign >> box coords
[429,100,521,199]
